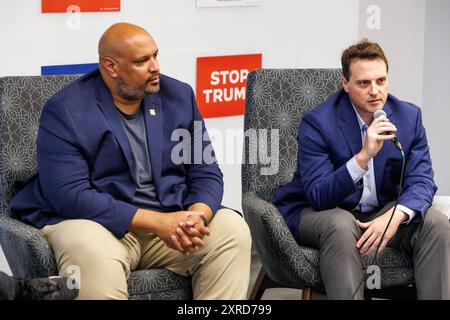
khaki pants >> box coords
[42,208,252,300]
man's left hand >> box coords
[356,209,408,255]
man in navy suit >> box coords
[274,39,450,299]
[11,23,251,299]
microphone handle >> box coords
[380,131,403,151]
[392,137,403,151]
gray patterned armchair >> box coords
[0,75,192,299]
[242,69,450,299]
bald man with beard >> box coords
[11,23,251,300]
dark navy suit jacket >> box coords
[274,89,437,241]
[11,69,223,238]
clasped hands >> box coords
[171,210,210,255]
[130,205,212,255]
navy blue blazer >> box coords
[274,89,437,241]
[11,69,223,238]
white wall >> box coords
[0,0,359,273]
[423,0,450,196]
[358,0,426,106]
[0,248,11,275]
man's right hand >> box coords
[356,115,397,169]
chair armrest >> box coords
[432,196,450,219]
[242,192,322,287]
[0,215,57,277]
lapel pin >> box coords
[149,108,156,116]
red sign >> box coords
[196,54,262,118]
[42,0,120,13]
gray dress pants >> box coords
[298,202,450,299]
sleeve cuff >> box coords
[346,156,367,184]
[396,204,417,224]
[183,193,221,215]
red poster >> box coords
[196,54,262,118]
[42,0,120,13]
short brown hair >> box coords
[341,39,389,80]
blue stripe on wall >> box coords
[41,63,98,75]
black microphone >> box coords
[373,109,403,151]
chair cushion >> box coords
[302,246,414,287]
[128,269,192,300]
[0,214,57,278]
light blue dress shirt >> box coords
[345,104,415,223]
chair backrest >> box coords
[242,69,342,202]
[0,75,79,214]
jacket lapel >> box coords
[337,92,362,156]
[94,76,134,173]
[143,93,163,186]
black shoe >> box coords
[17,276,79,300]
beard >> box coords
[117,75,160,100]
